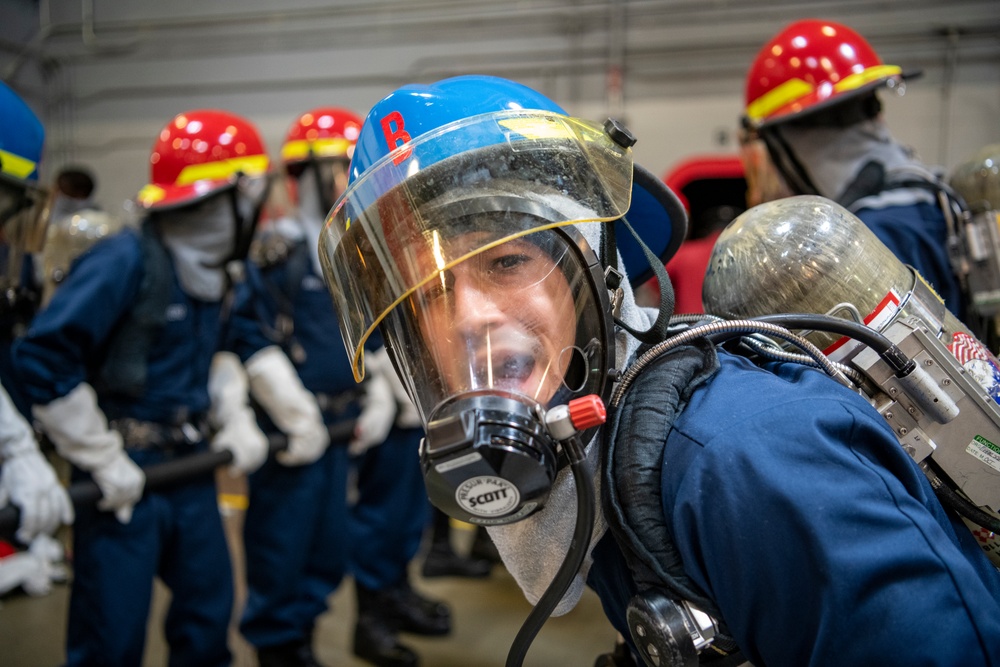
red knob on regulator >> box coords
[569,395,607,431]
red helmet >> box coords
[281,107,363,169]
[281,107,363,213]
[744,19,906,129]
[137,109,269,210]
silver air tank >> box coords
[42,208,126,307]
[950,143,1000,214]
[703,195,984,364]
[703,195,1000,566]
[949,144,1000,318]
[703,195,915,353]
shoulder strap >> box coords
[601,338,745,661]
[95,220,173,398]
[280,239,311,309]
[602,339,721,609]
[841,161,962,213]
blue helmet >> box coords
[348,75,684,288]
[349,76,567,185]
[0,82,44,184]
[321,75,685,381]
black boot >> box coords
[468,526,502,564]
[355,585,420,667]
[421,544,493,578]
[421,508,493,578]
[257,636,326,667]
[353,613,419,667]
[382,579,452,636]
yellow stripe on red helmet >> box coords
[833,64,902,95]
[281,137,353,162]
[745,78,815,124]
[175,154,270,186]
[746,64,903,125]
[136,184,167,207]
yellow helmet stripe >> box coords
[0,148,38,179]
[746,78,814,122]
[747,64,903,122]
[833,64,902,94]
[281,138,352,161]
[136,184,166,206]
[175,154,269,186]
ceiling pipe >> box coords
[938,27,963,166]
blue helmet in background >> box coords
[0,82,44,184]
[0,82,49,254]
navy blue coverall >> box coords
[589,350,1000,666]
[13,228,234,667]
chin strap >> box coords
[602,217,674,345]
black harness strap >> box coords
[602,338,745,663]
[602,339,721,611]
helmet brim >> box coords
[750,68,920,132]
[135,178,233,212]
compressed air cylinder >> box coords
[949,143,1000,213]
[703,195,913,352]
[42,209,126,307]
[703,195,1000,398]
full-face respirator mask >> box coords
[384,219,614,525]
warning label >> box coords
[823,289,901,361]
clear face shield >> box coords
[738,123,794,207]
[319,110,628,523]
[319,109,632,384]
[229,172,271,264]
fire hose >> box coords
[0,420,356,539]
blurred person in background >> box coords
[12,109,315,666]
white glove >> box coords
[207,352,269,476]
[32,383,145,524]
[349,347,399,457]
[0,451,74,543]
[0,385,74,542]
[0,534,67,598]
[246,346,329,466]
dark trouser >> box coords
[240,443,350,649]
[66,447,232,667]
[349,426,429,590]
